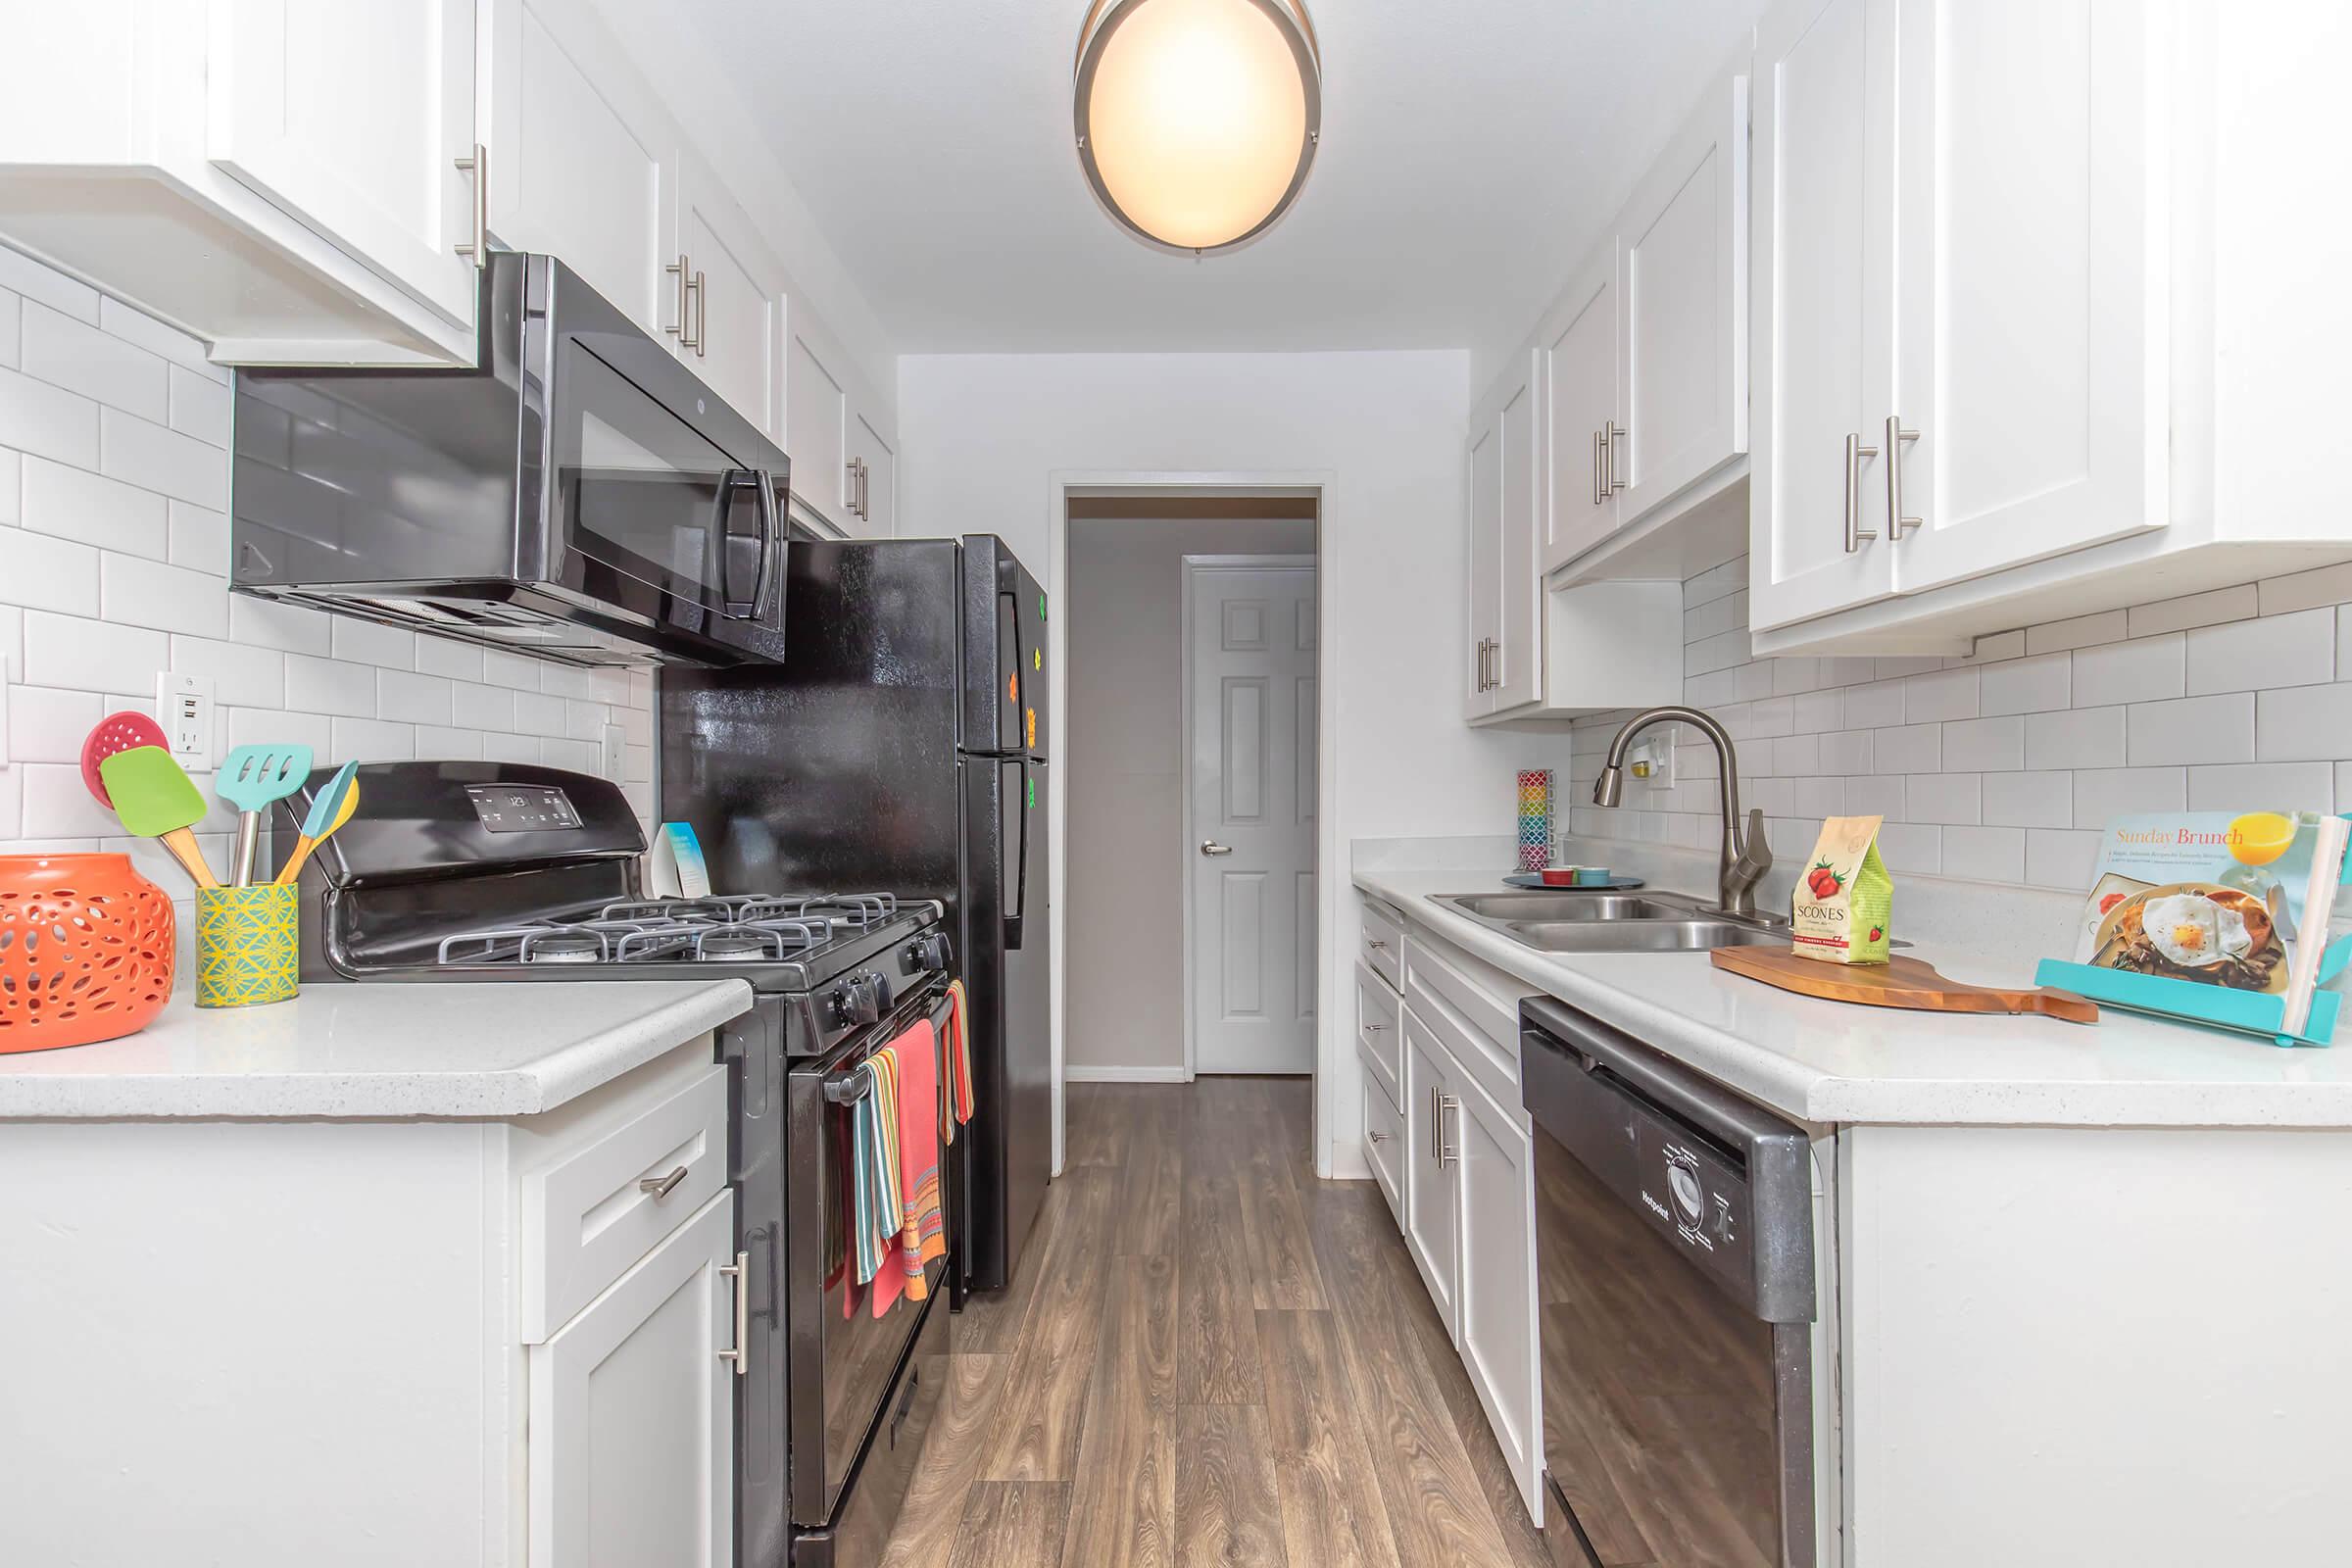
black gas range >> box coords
[280,761,952,1568]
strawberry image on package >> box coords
[1791,815,1893,964]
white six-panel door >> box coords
[209,0,479,326]
[1886,0,2165,593]
[1188,561,1318,1076]
[1749,0,1899,631]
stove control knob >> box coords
[906,933,954,974]
[836,971,893,1027]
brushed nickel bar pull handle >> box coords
[453,145,486,266]
[716,1250,748,1376]
[691,267,707,357]
[1368,1129,1390,1144]
[638,1165,689,1200]
[1886,415,1921,538]
[665,256,691,341]
[1604,421,1627,493]
[1592,429,1605,506]
[1439,1093,1460,1168]
[1843,432,1882,553]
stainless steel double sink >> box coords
[1431,889,1788,954]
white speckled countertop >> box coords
[1355,837,2352,1129]
[0,981,756,1119]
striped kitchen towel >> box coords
[848,1050,902,1292]
[942,979,975,1143]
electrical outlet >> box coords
[601,723,625,780]
[155,671,218,772]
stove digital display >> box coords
[465,784,582,833]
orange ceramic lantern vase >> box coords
[0,854,175,1053]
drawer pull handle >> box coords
[1367,939,1389,952]
[1363,1022,1386,1033]
[638,1165,691,1200]
[1368,1130,1391,1144]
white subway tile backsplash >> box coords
[514,690,568,738]
[1736,661,1774,701]
[1876,822,1941,874]
[1941,715,2024,772]
[2025,706,2125,770]
[167,501,227,573]
[1819,728,1874,775]
[327,613,415,670]
[1904,772,1981,825]
[414,635,482,682]
[481,649,545,691]
[2255,683,2352,762]
[1789,688,1841,734]
[99,553,227,637]
[0,247,98,322]
[8,685,100,763]
[21,760,121,838]
[480,733,541,765]
[167,366,231,448]
[2185,761,2334,812]
[377,668,454,725]
[224,706,331,756]
[1900,666,1979,722]
[415,725,484,760]
[22,455,168,559]
[99,408,225,509]
[284,654,378,718]
[0,526,99,615]
[2072,634,2183,707]
[2072,766,2186,822]
[0,368,100,469]
[329,716,416,762]
[2127,692,2253,766]
[20,302,168,423]
[452,681,514,730]
[2185,608,2334,696]
[1747,696,1793,738]
[1844,679,1904,728]
[1978,653,2071,715]
[227,594,332,657]
[2025,828,2103,890]
[2341,606,2351,679]
[1942,825,2027,885]
[1965,629,2028,663]
[1874,723,1942,775]
[2027,609,2128,656]
[0,287,16,368]
[22,610,166,694]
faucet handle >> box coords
[1735,808,1772,877]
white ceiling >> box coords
[676,0,1767,361]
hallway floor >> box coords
[878,1076,1554,1568]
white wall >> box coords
[1066,515,1316,1077]
[899,351,1560,1173]
[1565,543,2352,886]
[0,246,655,958]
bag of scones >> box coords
[1792,815,1893,964]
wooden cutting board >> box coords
[1710,947,2099,1024]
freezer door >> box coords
[960,536,1049,758]
[956,757,1053,1293]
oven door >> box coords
[535,263,788,662]
[785,982,954,1526]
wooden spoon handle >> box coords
[161,827,218,890]
[274,833,319,887]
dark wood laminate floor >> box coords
[881,1077,1555,1568]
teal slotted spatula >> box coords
[219,744,314,887]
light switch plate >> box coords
[601,723,625,779]
[155,670,217,772]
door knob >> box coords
[1200,841,1234,857]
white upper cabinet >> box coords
[848,405,899,537]
[674,152,788,446]
[1615,66,1750,524]
[1884,0,2163,594]
[1466,352,1540,719]
[1539,245,1619,574]
[785,313,851,533]
[208,0,480,327]
[1749,0,1895,632]
[480,0,678,339]
[1466,395,1504,719]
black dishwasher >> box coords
[1520,995,1818,1568]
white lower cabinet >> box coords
[530,1189,737,1568]
[1394,941,1544,1523]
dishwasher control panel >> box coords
[1635,1119,1755,1298]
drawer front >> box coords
[1402,932,1527,1123]
[1361,899,1404,991]
[1364,1075,1401,1221]
[522,1064,730,1343]
[1354,960,1401,1106]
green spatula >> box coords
[97,745,218,889]
[219,743,314,886]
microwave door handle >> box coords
[715,468,762,619]
[752,469,779,619]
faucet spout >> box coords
[1590,706,1772,918]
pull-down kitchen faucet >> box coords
[1592,706,1773,919]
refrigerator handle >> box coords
[1004,758,1029,952]
[1000,588,1024,753]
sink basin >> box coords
[1430,888,1790,955]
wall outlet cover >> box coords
[155,670,218,773]
[601,723,625,780]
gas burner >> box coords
[523,931,606,965]
[695,928,781,962]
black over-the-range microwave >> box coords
[229,251,794,667]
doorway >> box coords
[1060,495,1319,1090]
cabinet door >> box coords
[209,0,478,326]
[529,1190,737,1568]
[1450,1079,1544,1519]
[1540,245,1620,573]
[482,0,679,338]
[677,154,787,444]
[1491,351,1544,712]
[1465,404,1502,720]
[1748,0,1898,632]
[848,405,898,537]
[785,313,850,532]
[1399,1007,1459,1337]
[1886,0,2163,593]
[1617,68,1750,523]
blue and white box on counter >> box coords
[650,821,711,901]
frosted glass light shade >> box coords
[1074,0,1321,253]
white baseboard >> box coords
[1063,1064,1191,1084]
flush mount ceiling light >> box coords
[1073,0,1322,254]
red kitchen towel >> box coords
[882,1018,946,1316]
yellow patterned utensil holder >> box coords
[196,884,299,1007]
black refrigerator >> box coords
[661,535,1053,1297]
